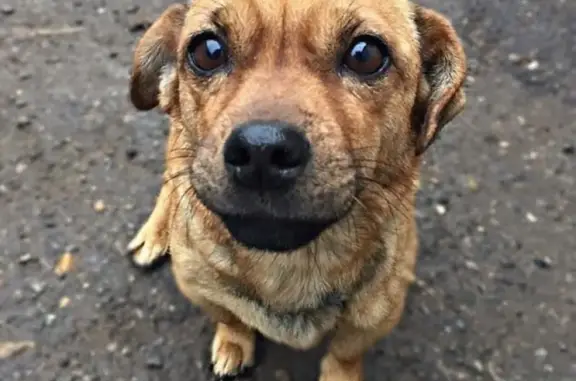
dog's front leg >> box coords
[127,124,185,267]
[127,181,173,266]
[175,290,256,379]
[319,304,405,381]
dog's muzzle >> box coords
[204,120,331,252]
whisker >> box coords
[163,168,193,185]
[165,154,196,162]
[175,184,199,246]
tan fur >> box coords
[127,0,466,379]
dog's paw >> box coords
[211,322,255,379]
[126,218,169,268]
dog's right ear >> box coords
[129,4,188,111]
[412,6,467,155]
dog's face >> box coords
[130,0,466,252]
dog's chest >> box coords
[211,263,346,349]
[172,245,348,349]
[220,282,344,349]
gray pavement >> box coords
[0,0,574,380]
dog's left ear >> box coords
[412,6,467,155]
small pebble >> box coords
[0,4,15,15]
[525,60,540,71]
[15,162,28,174]
[472,360,484,373]
[65,244,79,253]
[93,200,106,212]
[466,176,479,191]
[455,319,466,330]
[58,355,71,368]
[534,347,548,358]
[125,148,138,160]
[15,98,27,108]
[562,145,574,156]
[525,212,538,223]
[534,257,552,269]
[145,354,163,369]
[508,53,521,63]
[59,296,71,308]
[134,308,144,319]
[419,304,430,315]
[0,341,35,359]
[16,115,31,129]
[126,5,140,14]
[45,314,56,326]
[18,253,36,264]
[516,115,526,126]
[29,281,45,295]
[434,204,447,215]
[19,71,32,81]
[54,252,74,276]
[464,260,479,271]
[13,289,24,302]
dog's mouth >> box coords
[192,181,355,252]
[218,213,335,252]
[194,188,344,252]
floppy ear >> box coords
[129,3,188,112]
[412,6,467,155]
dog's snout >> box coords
[223,121,310,190]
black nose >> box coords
[223,121,311,190]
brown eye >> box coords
[343,36,391,77]
[187,33,228,75]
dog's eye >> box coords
[187,33,228,75]
[343,36,391,77]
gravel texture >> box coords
[0,0,574,380]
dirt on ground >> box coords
[0,0,574,380]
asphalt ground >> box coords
[0,0,574,380]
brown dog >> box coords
[126,0,466,380]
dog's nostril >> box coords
[224,145,250,167]
[270,146,304,169]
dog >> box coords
[126,0,466,380]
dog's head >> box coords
[129,0,466,253]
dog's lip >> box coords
[192,185,349,252]
[217,213,336,253]
[217,212,336,227]
[196,193,338,231]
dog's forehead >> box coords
[184,0,418,57]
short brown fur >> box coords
[127,1,466,380]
